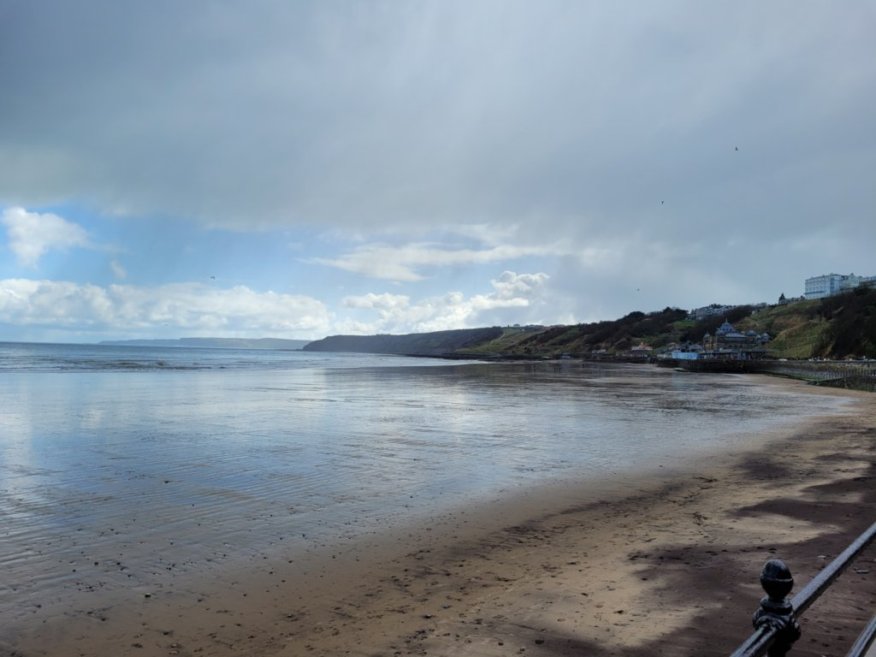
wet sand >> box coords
[3,379,874,657]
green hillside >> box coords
[303,327,504,356]
[465,288,876,360]
[734,287,876,359]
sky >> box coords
[1,1,874,343]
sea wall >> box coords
[761,360,876,392]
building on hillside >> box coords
[689,304,736,320]
[804,273,876,300]
[672,320,770,360]
[698,320,770,360]
[628,342,653,360]
[665,321,771,368]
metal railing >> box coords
[845,616,876,657]
[729,521,876,657]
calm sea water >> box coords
[0,342,847,624]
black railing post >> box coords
[752,559,801,656]
[730,521,876,657]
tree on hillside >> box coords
[680,305,754,342]
[815,287,876,358]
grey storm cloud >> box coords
[1,0,875,305]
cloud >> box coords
[1,207,90,267]
[1,2,872,241]
[490,271,549,300]
[339,271,550,334]
[0,279,330,337]
[0,273,549,340]
[313,242,558,281]
[343,292,411,311]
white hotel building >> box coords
[804,273,876,300]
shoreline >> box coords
[4,379,874,657]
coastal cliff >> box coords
[303,327,504,356]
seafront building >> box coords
[804,273,876,300]
[701,320,770,356]
[670,320,770,362]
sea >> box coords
[0,341,849,626]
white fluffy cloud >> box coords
[0,273,550,340]
[1,207,91,267]
[340,271,550,334]
[0,279,330,337]
[490,271,549,300]
[343,292,411,311]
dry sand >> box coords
[4,378,874,657]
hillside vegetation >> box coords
[483,288,876,360]
[303,327,503,356]
[301,289,876,360]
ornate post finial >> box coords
[753,559,801,656]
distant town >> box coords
[690,272,874,322]
[670,272,874,365]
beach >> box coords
[4,376,873,657]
